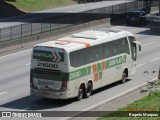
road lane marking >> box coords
[0,49,31,59]
[142,41,156,47]
[0,92,7,95]
[150,57,160,62]
[136,64,145,68]
[25,63,30,66]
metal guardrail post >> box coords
[10,26,12,40]
[21,24,22,38]
[31,23,32,36]
[41,22,42,33]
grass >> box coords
[5,0,77,12]
[97,90,160,120]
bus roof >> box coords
[35,28,134,52]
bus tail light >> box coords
[61,48,65,51]
[60,80,67,91]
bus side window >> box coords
[70,49,85,67]
[93,44,103,61]
[70,51,76,67]
[77,49,85,66]
[119,38,130,54]
[112,41,119,56]
[85,47,94,64]
[103,42,112,58]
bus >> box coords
[30,28,141,100]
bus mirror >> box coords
[133,41,141,51]
[139,45,141,51]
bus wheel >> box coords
[85,82,92,98]
[76,85,84,101]
[121,72,127,84]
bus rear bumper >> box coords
[30,88,69,99]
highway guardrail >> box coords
[0,0,159,43]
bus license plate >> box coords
[39,91,50,96]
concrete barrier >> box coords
[0,39,22,54]
[0,18,110,54]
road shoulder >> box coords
[71,84,155,120]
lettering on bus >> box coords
[33,51,53,59]
[38,62,58,69]
[33,50,64,62]
[109,58,122,66]
[33,53,53,58]
[69,71,81,80]
[107,56,123,68]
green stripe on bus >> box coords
[97,63,102,72]
[69,67,87,80]
[106,56,124,68]
[87,66,91,75]
[32,55,126,81]
[123,55,126,63]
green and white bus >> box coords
[30,28,141,100]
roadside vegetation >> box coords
[5,0,77,12]
[97,87,160,120]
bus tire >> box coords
[121,71,127,84]
[84,82,92,98]
[76,85,84,101]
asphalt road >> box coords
[0,25,160,120]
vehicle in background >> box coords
[147,14,160,32]
[30,28,141,101]
[126,10,148,26]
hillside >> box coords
[3,0,77,12]
[0,1,25,18]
